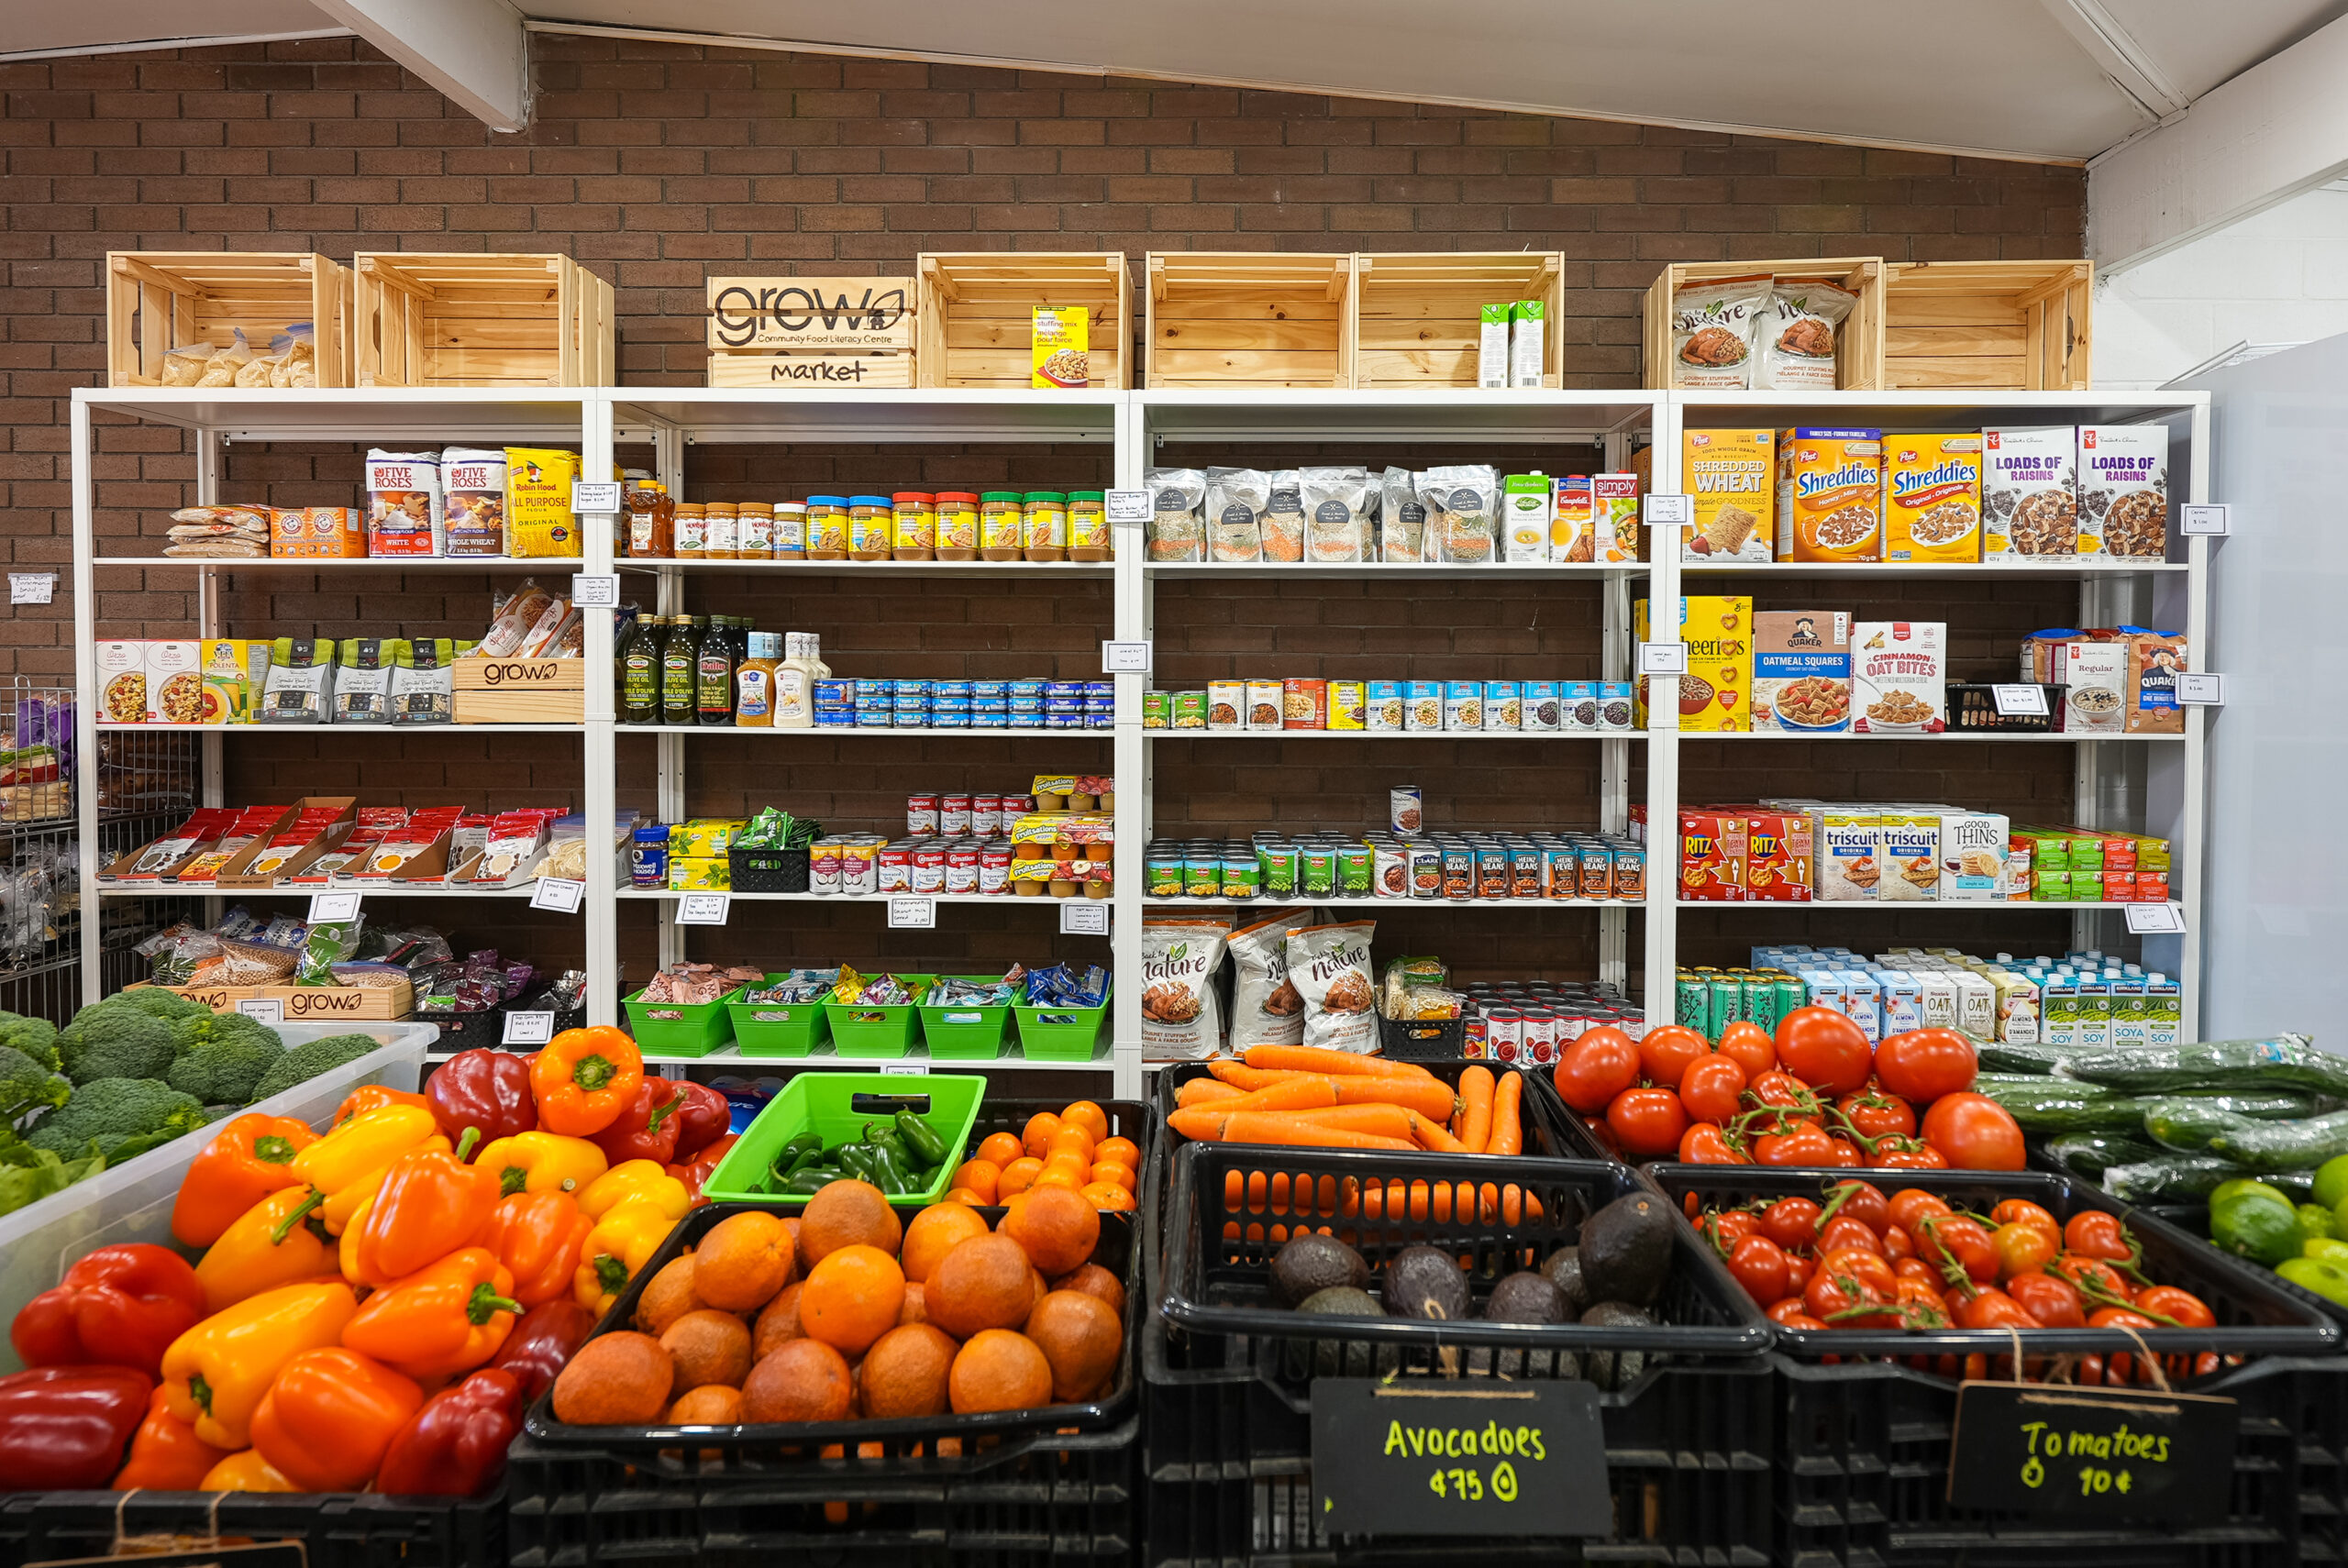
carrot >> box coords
[1329,1074,1456,1121]
[1200,1077,1340,1118]
[1217,1111,1416,1151]
[1176,1077,1247,1109]
[1456,1066,1495,1154]
[1168,1106,1235,1142]
[1488,1071,1523,1156]
[1409,1111,1468,1154]
[1244,1045,1436,1081]
[1272,1103,1416,1141]
[1208,1059,1303,1088]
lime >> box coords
[2211,1191,2305,1266]
[2210,1177,2291,1212]
[2300,1203,2338,1243]
[2316,1154,2348,1211]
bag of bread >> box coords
[1286,920,1378,1054]
[477,578,559,657]
[1140,918,1229,1060]
[1227,907,1309,1050]
[1420,466,1498,564]
[1202,467,1264,564]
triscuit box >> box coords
[1751,610,1850,734]
[1851,621,1945,734]
[1681,429,1774,562]
[1883,433,1982,562]
[1877,810,1940,901]
[1634,596,1750,732]
[1813,806,1881,901]
[1031,306,1090,389]
[1777,427,1883,562]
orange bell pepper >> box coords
[161,1280,358,1450]
[194,1187,338,1315]
[333,1083,431,1126]
[249,1346,422,1493]
[287,1103,447,1235]
[340,1247,524,1380]
[200,1449,298,1492]
[482,1191,593,1308]
[170,1114,317,1250]
[529,1026,643,1136]
[339,1142,500,1290]
[113,1386,231,1491]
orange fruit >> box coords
[1036,1169,1082,1192]
[1049,1262,1127,1319]
[997,1157,1045,1198]
[1025,1289,1122,1402]
[901,1203,991,1284]
[659,1309,753,1395]
[692,1210,796,1311]
[666,1384,742,1425]
[943,1188,986,1207]
[1059,1101,1110,1143]
[950,1159,1001,1202]
[977,1132,1024,1167]
[799,1180,902,1267]
[949,1330,1053,1414]
[858,1323,958,1419]
[1094,1136,1140,1169]
[1048,1126,1096,1164]
[1089,1160,1137,1193]
[633,1254,706,1337]
[1002,1185,1100,1275]
[1032,1269,1049,1314]
[740,1338,852,1423]
[1021,1112,1063,1162]
[1080,1182,1135,1212]
[553,1331,673,1426]
[899,1280,931,1325]
[800,1243,906,1355]
[925,1233,1037,1339]
[753,1282,805,1359]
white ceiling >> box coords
[7,0,2345,162]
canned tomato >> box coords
[1462,1014,1489,1058]
[1486,1008,1523,1063]
[941,794,971,834]
[1522,1009,1557,1066]
[878,845,912,893]
[946,845,980,895]
[912,845,946,894]
[907,794,938,835]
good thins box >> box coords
[1937,809,2010,900]
[1744,810,1813,900]
[1682,429,1774,562]
[1752,611,1850,733]
[1778,428,1883,562]
[1634,596,1751,731]
[1883,434,1982,562]
[1851,621,1946,734]
[1678,809,1747,901]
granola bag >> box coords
[1146,468,1206,563]
[1755,276,1857,392]
[1286,919,1378,1054]
[1227,907,1309,1051]
[1140,918,1228,1060]
[1202,466,1265,564]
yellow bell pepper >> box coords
[573,1198,677,1317]
[200,1449,299,1492]
[161,1281,357,1450]
[287,1104,447,1235]
[194,1186,340,1315]
[476,1131,608,1199]
[576,1159,689,1224]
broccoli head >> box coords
[114,987,211,1023]
[0,1044,70,1122]
[248,1032,385,1101]
[26,1078,207,1158]
[165,1032,285,1106]
[0,1011,60,1071]
[171,1010,281,1055]
[55,1005,177,1087]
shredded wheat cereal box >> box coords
[1778,428,1883,562]
[1681,429,1774,562]
[1883,434,1982,562]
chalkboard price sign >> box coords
[1310,1379,1611,1538]
[1947,1382,2239,1523]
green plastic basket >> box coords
[700,1072,988,1208]
[622,987,734,1057]
[724,980,833,1058]
[917,974,1018,1060]
[824,974,936,1059]
[1015,981,1112,1063]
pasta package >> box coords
[505,447,583,558]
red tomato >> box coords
[1806,1249,1898,1328]
[1991,1220,2058,1281]
[1727,1235,1791,1306]
[2006,1271,2086,1328]
[1835,1088,1916,1141]
[1605,1088,1689,1159]
[2063,1210,2137,1264]
[1702,1209,1761,1253]
[1755,1124,1839,1167]
[1893,1255,1941,1286]
[1818,1216,1883,1255]
[2088,1306,2157,1331]
[1916,1214,1999,1283]
[1883,1224,1915,1262]
[2133,1285,2215,1330]
[1767,1297,1816,1327]
[1822,1179,1890,1233]
[1871,1027,1978,1104]
[1774,1006,1874,1097]
[1760,1197,1822,1252]
[2052,1253,2130,1301]
[1824,1137,1864,1168]
[1990,1199,2062,1239]
[1679,1055,1748,1124]
[1638,1025,1711,1091]
[1887,1189,1952,1237]
[1783,1252,1816,1294]
[1920,1093,2025,1171]
[1680,1121,1753,1165]
[1955,1286,2040,1331]
[1746,1070,1818,1114]
[1892,1279,1953,1328]
[1553,1028,1642,1114]
[1715,1021,1778,1078]
[1871,1139,1950,1170]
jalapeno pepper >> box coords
[781,1166,843,1196]
[768,1133,825,1186]
[893,1110,948,1168]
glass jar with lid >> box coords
[936,491,980,561]
[1023,491,1068,563]
[1069,491,1110,561]
[891,491,936,561]
[980,491,1024,562]
[804,495,849,560]
[848,495,892,561]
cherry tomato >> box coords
[1553,1027,1642,1114]
[1727,1235,1792,1306]
[1761,1197,1822,1251]
[1888,1189,1952,1237]
[1806,1249,1898,1328]
[1836,1087,1917,1141]
[1822,1179,1890,1232]
[2051,1253,2130,1302]
[1990,1199,2061,1240]
[1716,1021,1777,1078]
[1919,1093,2025,1171]
[2063,1210,2138,1264]
[2089,1305,2157,1331]
[1884,1224,1916,1262]
[1767,1297,1816,1328]
[1638,1025,1711,1090]
[1606,1088,1689,1159]
[1774,1006,1874,1096]
[1871,1027,1978,1103]
[1916,1214,1999,1283]
[1818,1216,1883,1256]
[1678,1121,1752,1165]
[2006,1271,2086,1328]
[1756,1124,1840,1167]
[2077,1353,2107,1386]
[1679,1055,1748,1124]
[1893,1255,1941,1285]
[1955,1286,2040,1330]
[2133,1285,2215,1329]
[1991,1220,2058,1281]
[1893,1279,1953,1328]
[1702,1209,1761,1253]
[1782,1252,1816,1294]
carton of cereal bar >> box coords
[1681,429,1774,562]
[1851,621,1945,734]
[1883,434,1982,562]
[1983,427,2077,560]
[2079,425,2169,559]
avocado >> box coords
[1382,1245,1470,1323]
[1539,1246,1590,1318]
[1484,1271,1568,1325]
[1578,1193,1674,1308]
[1271,1232,1369,1309]
[1290,1286,1383,1377]
[1579,1300,1654,1390]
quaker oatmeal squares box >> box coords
[2078,425,2169,559]
[1751,611,1850,734]
[1680,429,1774,562]
[1883,434,1982,562]
[1777,428,1883,563]
[1851,621,1945,734]
[1982,427,2077,560]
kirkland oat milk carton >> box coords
[1982,427,2077,561]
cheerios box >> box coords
[1883,434,1982,562]
[1634,596,1750,732]
[1751,611,1850,734]
[1776,427,1883,563]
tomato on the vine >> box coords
[1806,1249,1898,1328]
[1818,1216,1883,1255]
[1679,1055,1747,1124]
[1552,1027,1641,1113]
[1606,1087,1689,1159]
[1783,1252,1817,1295]
[2133,1285,2215,1329]
[1756,1124,1839,1167]
[1884,1224,1915,1262]
[1893,1255,1941,1286]
[1760,1197,1822,1251]
[1637,1025,1711,1090]
[2063,1211,2138,1264]
[1892,1279,1953,1328]
[1701,1209,1761,1253]
[1954,1286,2040,1330]
[1919,1093,2025,1171]
[1871,1027,1978,1103]
[1727,1235,1791,1306]
[1991,1220,2058,1280]
[1746,1069,1817,1113]
[1990,1199,2061,1240]
[1775,1006,1873,1096]
[1678,1121,1752,1165]
[1870,1138,1950,1170]
[1916,1213,1999,1283]
[1715,1021,1777,1078]
[1822,1180,1890,1233]
[1836,1087,1916,1141]
[1767,1298,1824,1330]
[2006,1271,2086,1328]
[2051,1253,2130,1301]
[1887,1189,1952,1236]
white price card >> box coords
[307,891,363,923]
[888,896,936,929]
[676,892,731,925]
[880,1061,929,1077]
[8,573,53,605]
[236,999,284,1026]
[2125,901,2187,935]
[570,574,621,609]
[571,480,624,514]
[1637,642,1688,677]
[531,877,585,913]
[1101,641,1153,674]
[503,1010,556,1046]
[1059,900,1111,936]
[2178,673,2225,706]
[1105,489,1152,525]
[2180,504,2231,536]
[1992,684,2050,717]
[1642,493,1692,527]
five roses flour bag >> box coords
[1286,920,1378,1054]
[1141,918,1229,1059]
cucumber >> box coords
[1973,1079,2147,1134]
[2043,1131,2159,1178]
[2206,1109,2348,1174]
[1977,1041,2082,1076]
[1974,1072,2098,1098]
[2143,1099,2260,1154]
[2064,1036,2342,1097]
[2165,1089,2329,1120]
[2100,1154,2247,1204]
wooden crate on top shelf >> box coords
[353,253,614,387]
[451,657,586,724]
[914,253,1130,389]
[105,251,352,388]
[1351,251,1564,389]
[1642,258,1885,392]
[705,275,914,389]
[1883,259,2093,391]
[1145,252,1355,388]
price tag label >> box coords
[502,1010,556,1046]
[570,574,622,609]
[2179,503,2231,536]
[1059,900,1111,936]
[676,892,730,925]
[1993,684,2050,717]
[1100,641,1153,675]
[8,573,54,605]
[1106,489,1152,526]
[531,877,585,913]
[2178,673,2224,706]
[307,891,363,923]
[880,1061,929,1077]
[1311,1380,1611,1538]
[571,480,624,514]
[1642,493,1691,527]
[1637,642,1688,677]
[1947,1383,2237,1522]
[888,896,936,929]
[2124,901,2186,934]
[236,999,284,1026]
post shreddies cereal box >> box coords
[1777,428,1883,562]
[1681,429,1774,562]
[1851,621,1946,734]
[2078,425,2169,559]
[1982,427,2077,560]
[1634,596,1750,732]
[1751,611,1850,733]
[1744,809,1813,900]
[1678,809,1747,901]
[1883,434,1982,562]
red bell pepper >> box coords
[11,1243,207,1378]
[589,1078,685,1166]
[488,1297,596,1404]
[375,1367,523,1497]
[426,1048,539,1151]
[670,1133,739,1206]
[0,1364,152,1491]
[668,1080,733,1162]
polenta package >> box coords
[505,447,584,558]
[1140,918,1228,1060]
[1286,920,1378,1054]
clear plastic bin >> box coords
[0,1021,438,1373]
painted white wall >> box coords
[2098,182,2348,387]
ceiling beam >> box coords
[311,0,528,131]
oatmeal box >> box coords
[1851,621,1945,734]
[2079,425,2169,559]
[1983,426,2077,560]
[1752,610,1850,734]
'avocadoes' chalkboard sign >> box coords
[1310,1379,1610,1538]
[1947,1382,2239,1522]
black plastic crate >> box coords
[0,1487,503,1568]
[1375,1013,1467,1060]
[728,842,810,893]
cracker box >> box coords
[1813,806,1882,901]
[1752,610,1850,734]
[1936,809,2010,900]
[2079,425,2169,559]
[1877,810,1940,901]
[1678,809,1747,902]
[1982,427,2077,560]
[1851,621,1946,734]
[1777,428,1883,562]
[1744,809,1814,901]
[1681,429,1775,562]
[1883,433,1982,562]
[1634,596,1750,732]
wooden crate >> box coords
[914,253,1130,389]
[1642,258,1885,392]
[451,657,585,724]
[1883,259,2093,391]
[261,981,415,1022]
[353,253,614,387]
[705,275,914,388]
[1145,252,1355,388]
[105,251,351,388]
[1351,251,1565,389]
